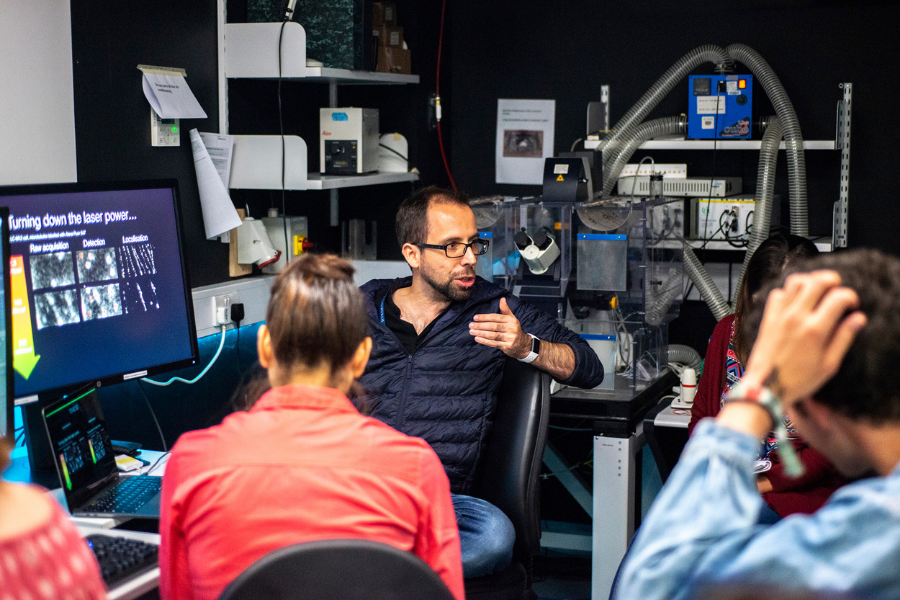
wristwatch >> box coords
[519,334,541,364]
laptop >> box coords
[42,387,162,518]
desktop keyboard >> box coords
[84,476,162,513]
[86,534,159,587]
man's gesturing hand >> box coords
[469,298,532,359]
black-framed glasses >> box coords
[417,239,490,258]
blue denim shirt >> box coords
[614,419,900,600]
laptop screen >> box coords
[43,388,117,508]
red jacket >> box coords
[159,384,464,600]
[688,315,845,517]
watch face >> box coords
[532,337,541,355]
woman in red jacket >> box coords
[688,234,845,521]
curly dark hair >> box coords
[395,186,470,248]
[745,249,900,422]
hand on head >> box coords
[743,270,867,407]
[469,298,531,359]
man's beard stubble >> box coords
[420,262,474,302]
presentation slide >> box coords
[5,187,194,398]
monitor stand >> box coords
[21,401,62,489]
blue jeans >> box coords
[452,494,516,578]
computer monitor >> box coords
[0,208,14,439]
[0,180,198,474]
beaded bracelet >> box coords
[727,379,806,478]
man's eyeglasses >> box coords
[417,239,490,258]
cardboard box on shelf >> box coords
[373,2,397,28]
[378,25,404,47]
[376,45,411,74]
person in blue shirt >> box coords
[615,249,900,600]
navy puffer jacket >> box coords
[360,276,604,495]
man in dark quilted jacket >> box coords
[360,186,604,578]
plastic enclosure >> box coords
[478,195,682,398]
[580,197,682,394]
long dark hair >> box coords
[732,234,818,364]
[234,254,369,412]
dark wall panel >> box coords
[71,0,226,287]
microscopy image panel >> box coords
[30,252,75,290]
[76,248,119,284]
[34,290,81,330]
[80,284,123,322]
[122,279,160,315]
[119,243,157,278]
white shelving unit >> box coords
[223,22,420,85]
[216,17,420,216]
[307,172,419,190]
[584,137,835,151]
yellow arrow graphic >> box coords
[10,256,40,379]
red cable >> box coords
[436,0,457,192]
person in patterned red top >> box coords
[0,434,106,599]
[688,234,845,520]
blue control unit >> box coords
[687,74,753,139]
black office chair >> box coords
[464,358,552,600]
[218,538,456,600]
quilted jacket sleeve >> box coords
[505,294,604,389]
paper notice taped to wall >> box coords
[495,99,555,185]
[139,65,207,119]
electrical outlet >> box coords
[214,295,232,325]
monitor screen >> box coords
[0,180,198,403]
[42,387,117,507]
[0,208,12,436]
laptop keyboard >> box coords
[86,534,158,587]
[83,476,162,513]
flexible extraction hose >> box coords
[732,116,783,297]
[683,245,732,321]
[597,44,730,163]
[645,267,684,327]
[726,44,807,236]
[602,115,688,196]
[668,344,703,371]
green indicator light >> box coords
[172,126,178,133]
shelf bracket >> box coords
[834,83,852,248]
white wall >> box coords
[0,0,77,185]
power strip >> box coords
[618,163,687,178]
[617,176,742,197]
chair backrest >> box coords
[471,357,552,560]
[218,538,456,600]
